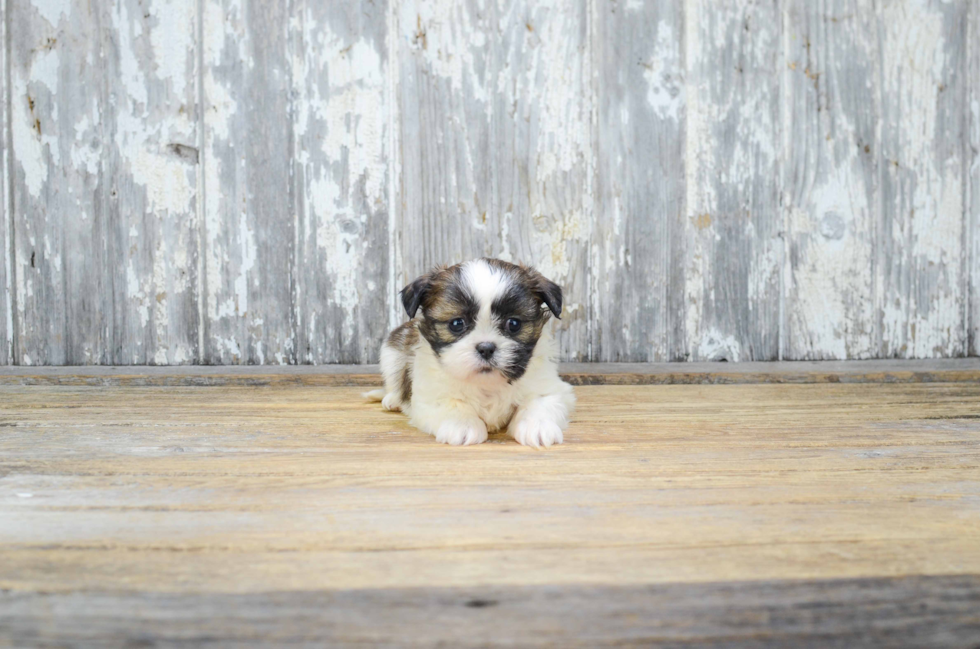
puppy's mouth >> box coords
[476,359,498,374]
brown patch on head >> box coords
[400,264,479,354]
[483,259,562,320]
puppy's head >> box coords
[401,259,562,382]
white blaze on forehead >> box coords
[461,260,511,318]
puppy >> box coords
[366,259,575,447]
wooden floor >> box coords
[2,366,980,646]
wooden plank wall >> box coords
[970,5,979,358]
[0,0,977,365]
[1,0,10,366]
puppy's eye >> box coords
[506,318,522,334]
[449,318,466,334]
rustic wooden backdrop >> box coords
[2,0,978,365]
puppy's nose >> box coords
[476,342,497,360]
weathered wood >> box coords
[102,0,201,365]
[1,0,11,367]
[3,0,980,367]
[2,358,978,387]
[1,381,979,646]
[393,0,494,279]
[783,0,877,360]
[558,357,980,385]
[682,0,782,362]
[0,364,385,387]
[3,576,979,648]
[394,0,591,361]
[201,0,295,364]
[291,0,389,364]
[10,0,108,364]
[592,0,685,363]
[878,0,969,358]
[970,4,979,357]
[492,0,592,361]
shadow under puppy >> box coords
[366,259,575,447]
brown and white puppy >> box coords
[366,259,575,447]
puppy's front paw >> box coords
[511,416,564,448]
[381,393,402,412]
[435,418,488,446]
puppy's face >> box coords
[401,259,562,382]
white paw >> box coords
[511,416,564,448]
[435,419,488,446]
[381,393,402,412]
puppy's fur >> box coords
[366,259,575,447]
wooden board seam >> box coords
[0,359,977,386]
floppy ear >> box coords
[532,272,563,319]
[400,272,434,319]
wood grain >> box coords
[394,0,592,361]
[1,381,979,644]
[878,0,969,359]
[393,0,494,280]
[2,382,980,591]
[682,0,782,362]
[102,0,201,365]
[970,3,979,358]
[2,358,978,386]
[592,0,685,362]
[10,0,108,364]
[3,576,979,647]
[492,0,592,361]
[1,1,979,366]
[201,0,295,364]
[783,0,877,360]
[1,0,10,367]
[291,0,390,364]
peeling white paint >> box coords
[401,0,488,103]
[34,0,71,27]
[11,91,47,199]
[880,1,964,357]
[293,9,388,349]
[683,0,709,354]
[4,0,977,365]
[2,0,10,361]
[683,0,780,361]
[643,22,683,122]
[697,328,742,362]
[127,263,150,329]
[788,163,875,359]
[107,0,199,364]
[493,0,591,356]
[12,48,63,198]
[116,6,148,107]
[132,148,195,214]
[972,11,980,356]
[149,0,194,98]
[234,207,256,317]
[70,112,101,175]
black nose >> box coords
[476,342,496,360]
